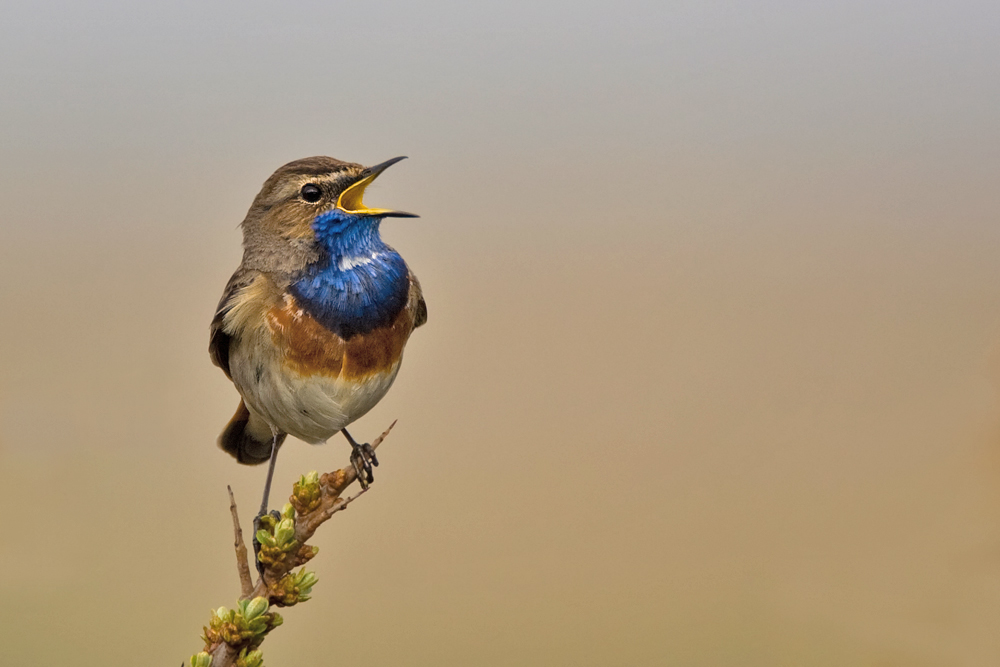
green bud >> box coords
[295,570,318,601]
[190,652,212,667]
[291,471,323,514]
[243,597,269,621]
[247,618,269,637]
[274,519,295,547]
[295,569,318,590]
[281,503,295,520]
[255,529,276,548]
[236,648,264,667]
[257,513,277,531]
[271,568,320,606]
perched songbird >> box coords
[209,156,426,516]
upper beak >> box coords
[336,156,419,218]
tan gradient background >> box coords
[2,1,1000,665]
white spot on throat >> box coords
[337,253,380,271]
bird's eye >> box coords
[300,184,322,203]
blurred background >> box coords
[1,1,1000,664]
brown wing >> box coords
[409,270,428,329]
[209,269,258,379]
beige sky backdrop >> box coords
[2,1,1000,665]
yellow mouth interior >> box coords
[336,173,395,216]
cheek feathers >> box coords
[263,200,319,242]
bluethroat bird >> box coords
[209,156,426,525]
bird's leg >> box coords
[252,433,281,578]
[258,433,281,518]
[342,427,378,490]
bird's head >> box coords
[239,155,416,274]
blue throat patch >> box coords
[290,208,410,339]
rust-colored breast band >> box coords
[266,294,414,380]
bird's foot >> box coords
[349,441,379,490]
[252,509,281,579]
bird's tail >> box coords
[218,400,285,465]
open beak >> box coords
[336,156,419,218]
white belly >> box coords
[229,334,401,443]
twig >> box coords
[194,421,398,667]
[228,485,254,598]
[285,420,395,551]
